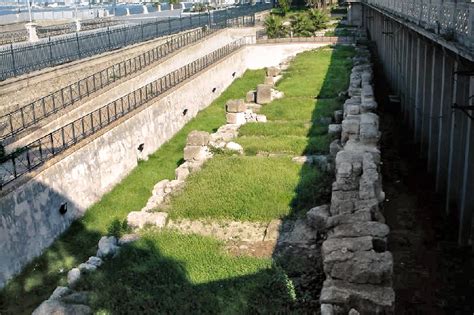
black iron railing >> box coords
[0,4,271,81]
[0,27,217,142]
[0,39,245,188]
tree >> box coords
[278,0,292,15]
[305,0,327,10]
[264,15,287,38]
[290,14,313,37]
[307,8,329,31]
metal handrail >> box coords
[0,39,246,188]
[0,4,271,81]
[0,27,217,142]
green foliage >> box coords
[264,15,287,39]
[289,14,314,37]
[278,0,292,15]
[307,8,329,31]
[106,219,131,238]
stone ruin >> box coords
[308,45,395,314]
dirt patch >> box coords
[376,61,474,313]
[226,240,276,258]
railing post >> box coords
[10,43,17,76]
[107,27,111,49]
[76,32,81,58]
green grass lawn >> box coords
[0,70,265,315]
[75,230,296,314]
[166,46,353,222]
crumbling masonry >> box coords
[308,43,395,314]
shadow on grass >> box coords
[273,44,355,312]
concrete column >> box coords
[420,43,432,157]
[428,46,443,173]
[436,51,454,194]
[458,75,474,246]
[74,19,81,32]
[25,22,39,42]
[445,60,459,214]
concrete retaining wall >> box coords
[0,41,329,288]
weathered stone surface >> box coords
[361,100,377,113]
[152,179,169,197]
[164,179,184,193]
[256,84,272,104]
[86,256,102,267]
[320,279,394,314]
[118,233,140,245]
[49,286,72,300]
[32,300,92,315]
[264,76,274,85]
[264,219,281,241]
[278,219,317,245]
[256,114,267,123]
[186,131,210,146]
[328,124,342,139]
[320,303,334,315]
[97,236,119,258]
[127,211,168,229]
[361,85,374,103]
[266,66,281,77]
[226,112,246,125]
[183,145,209,161]
[175,163,190,181]
[307,205,330,230]
[67,268,81,287]
[328,222,390,239]
[345,104,360,116]
[342,118,360,135]
[323,250,393,284]
[225,99,247,113]
[322,236,373,257]
[359,113,380,144]
[348,308,361,315]
[225,142,244,154]
[78,263,97,273]
[246,90,256,103]
[326,209,372,228]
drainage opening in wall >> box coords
[138,143,144,152]
[183,109,188,116]
[59,203,67,215]
[212,87,217,93]
[232,72,236,77]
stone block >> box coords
[328,222,390,239]
[345,104,360,116]
[152,179,170,197]
[127,211,168,229]
[226,99,247,113]
[322,236,374,257]
[266,66,281,77]
[86,256,103,267]
[328,124,342,139]
[256,84,272,104]
[323,250,393,284]
[246,90,256,103]
[186,130,210,146]
[342,119,360,135]
[97,236,119,258]
[326,209,372,228]
[361,85,374,103]
[48,286,72,300]
[183,145,208,161]
[225,142,244,154]
[264,76,274,85]
[67,268,81,287]
[307,204,330,230]
[256,114,267,123]
[226,112,246,125]
[320,279,394,314]
[175,164,190,181]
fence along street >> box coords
[0,4,271,81]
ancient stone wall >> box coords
[308,44,395,314]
